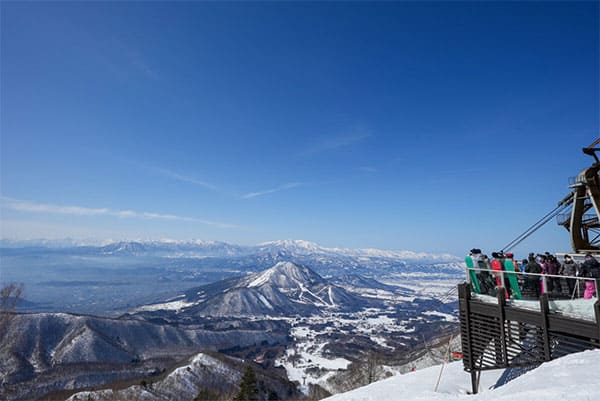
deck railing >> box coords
[458,281,600,394]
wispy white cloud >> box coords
[241,182,304,199]
[133,162,311,201]
[154,168,218,191]
[438,167,486,176]
[0,197,238,229]
[132,162,219,192]
[128,50,159,79]
[94,39,159,81]
[299,129,371,157]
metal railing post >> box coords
[458,283,478,394]
[497,289,508,367]
[594,299,600,343]
[539,293,552,361]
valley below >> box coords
[0,240,463,401]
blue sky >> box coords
[1,2,598,255]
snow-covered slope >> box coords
[257,240,459,262]
[0,313,288,401]
[323,350,600,401]
[65,352,300,401]
[135,262,368,318]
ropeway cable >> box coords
[501,203,567,251]
[501,203,570,252]
[507,207,567,251]
[502,210,564,253]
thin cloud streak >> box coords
[0,197,239,229]
[438,167,487,176]
[133,162,309,200]
[133,162,219,191]
[128,50,159,80]
[156,168,218,191]
[241,182,304,199]
[299,130,371,157]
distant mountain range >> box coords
[0,261,438,401]
[0,238,459,262]
[1,239,462,281]
[0,256,460,400]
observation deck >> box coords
[458,272,600,394]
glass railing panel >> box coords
[465,267,599,322]
[548,297,597,321]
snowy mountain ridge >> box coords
[65,351,300,401]
[0,238,460,261]
[258,239,460,261]
[0,312,288,401]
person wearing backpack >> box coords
[546,255,561,294]
[580,253,599,299]
[477,255,496,296]
[560,255,578,297]
[525,255,542,298]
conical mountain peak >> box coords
[246,261,323,289]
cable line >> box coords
[501,203,570,252]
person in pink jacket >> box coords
[580,253,599,299]
[537,255,547,294]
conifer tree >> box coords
[234,366,259,401]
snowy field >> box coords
[382,273,462,302]
[324,349,600,401]
[275,315,377,393]
[276,324,351,393]
[274,307,458,394]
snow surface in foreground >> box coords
[324,349,600,401]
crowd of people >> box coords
[467,249,600,300]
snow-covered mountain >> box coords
[1,238,459,262]
[134,261,368,318]
[257,239,326,255]
[256,239,460,263]
[95,239,250,257]
[330,274,403,293]
[323,349,600,401]
[1,240,466,400]
[65,352,300,401]
[0,237,109,248]
[0,313,287,401]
